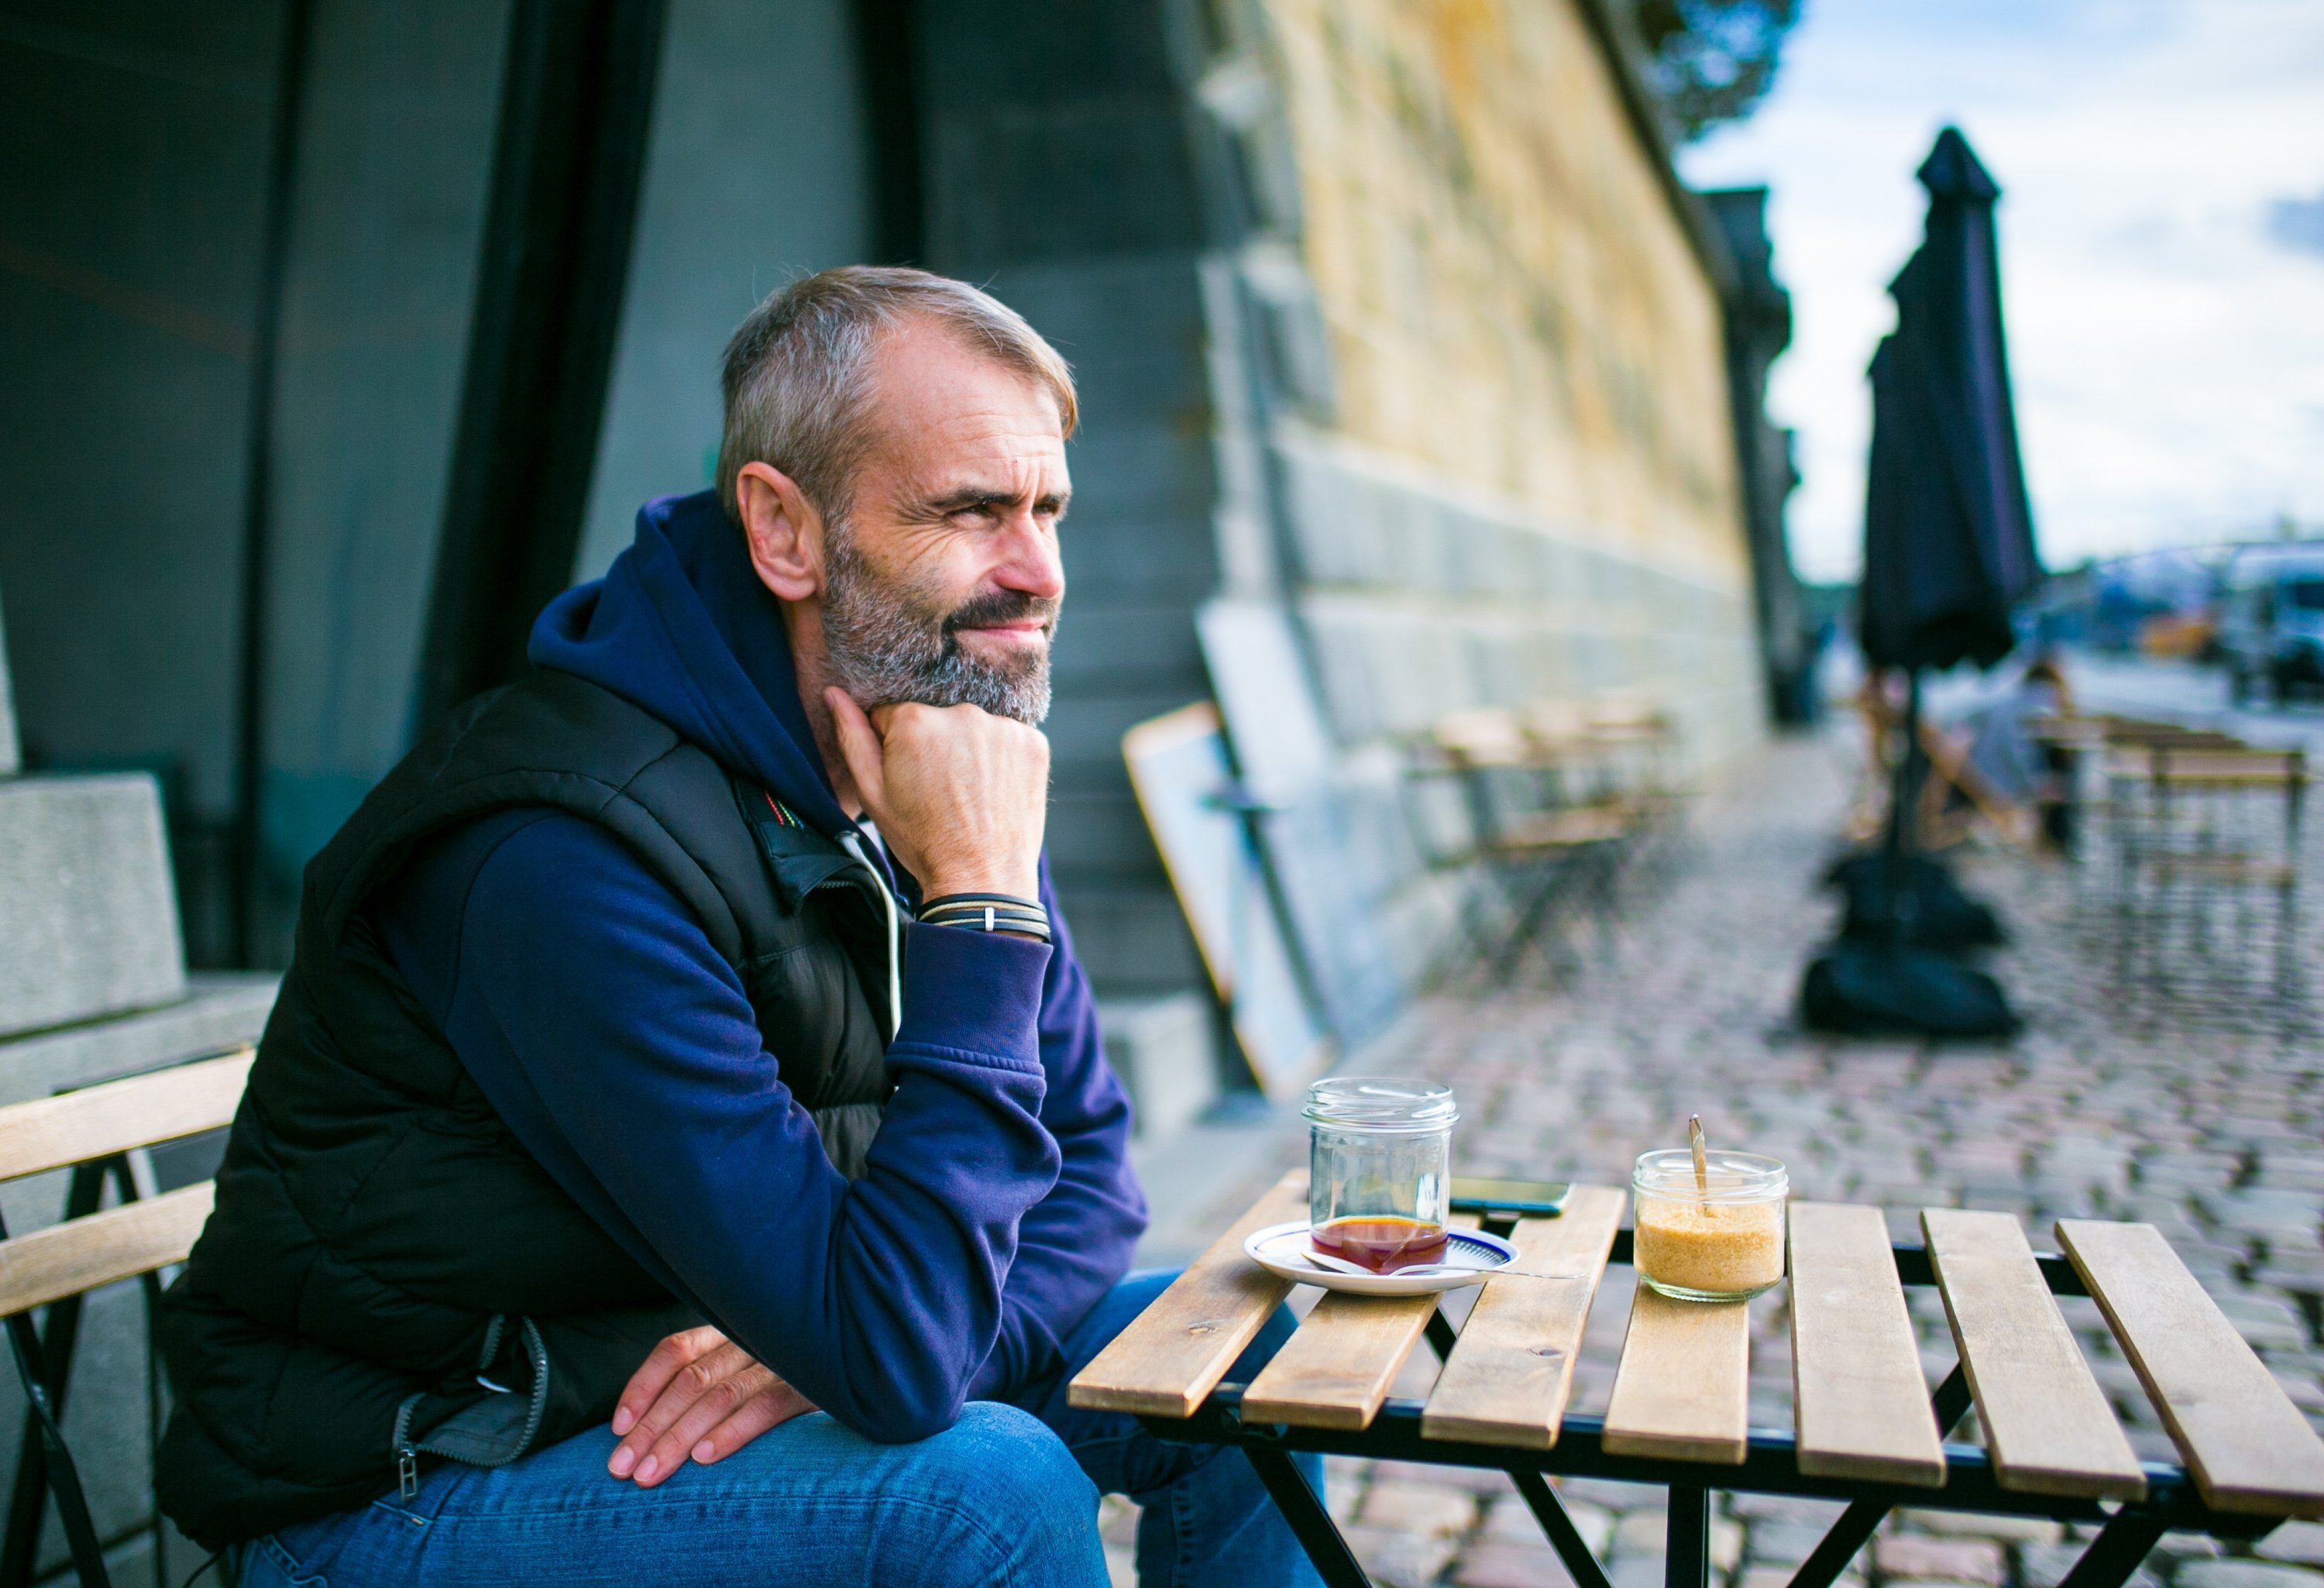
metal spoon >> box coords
[1300,1250,1572,1283]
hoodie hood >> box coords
[530,492,852,836]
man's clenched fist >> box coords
[825,689,1049,903]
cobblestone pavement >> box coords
[1102,730,2324,1588]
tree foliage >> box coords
[1632,0,1802,144]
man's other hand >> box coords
[607,1325,815,1487]
[826,689,1048,902]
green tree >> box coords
[1632,0,1802,143]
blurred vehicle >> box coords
[2217,544,2324,703]
[2137,609,2216,660]
[2075,548,2217,653]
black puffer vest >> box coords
[156,671,897,1550]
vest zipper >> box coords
[390,1393,423,1500]
[385,1318,553,1497]
[834,830,902,1040]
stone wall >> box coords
[1250,0,1765,758]
[1268,0,1747,580]
[1135,0,1769,1019]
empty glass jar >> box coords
[1304,1078,1457,1272]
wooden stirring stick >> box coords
[1688,1113,1709,1196]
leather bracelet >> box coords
[919,911,1052,943]
[916,892,1052,943]
[919,903,1047,927]
[919,904,1050,930]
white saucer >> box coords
[1243,1222,1518,1297]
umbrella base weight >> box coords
[1801,943,2020,1038]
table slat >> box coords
[1241,1291,1441,1430]
[1241,1214,1481,1431]
[1421,1184,1624,1448]
[2058,1218,2324,1518]
[1921,1208,2145,1500]
[1601,1287,1750,1465]
[1789,1201,1945,1487]
[1067,1171,1305,1417]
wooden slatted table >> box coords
[1071,1181,2324,1588]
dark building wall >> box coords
[914,0,1222,994]
[0,5,287,959]
[574,0,875,580]
[255,1,513,959]
[1,0,888,965]
[0,2,512,964]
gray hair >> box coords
[716,266,1078,524]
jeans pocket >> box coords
[246,1534,328,1588]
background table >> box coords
[1070,1174,2324,1588]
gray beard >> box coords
[819,523,1056,726]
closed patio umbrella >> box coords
[1805,127,2042,1039]
[1859,125,2042,672]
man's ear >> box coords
[734,461,824,603]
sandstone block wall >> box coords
[1248,0,1767,761]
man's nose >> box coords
[994,512,1065,602]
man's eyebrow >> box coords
[915,485,1072,516]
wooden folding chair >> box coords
[0,1050,251,1588]
[2107,747,2307,1010]
[1422,709,1632,980]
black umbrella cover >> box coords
[1860,127,2044,672]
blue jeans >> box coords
[235,1271,1323,1588]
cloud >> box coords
[1681,0,2324,581]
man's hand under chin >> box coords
[824,689,1050,902]
[606,1326,816,1487]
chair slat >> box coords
[1922,1208,2145,1500]
[0,1050,253,1185]
[1241,1291,1441,1431]
[0,1183,215,1318]
[1602,1287,1750,1465]
[2058,1219,2324,1518]
[1789,1202,1945,1487]
[1422,1185,1624,1449]
[1068,1172,1305,1417]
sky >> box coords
[1679,0,2324,583]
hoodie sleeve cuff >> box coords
[889,920,1053,1074]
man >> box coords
[158,267,1320,1587]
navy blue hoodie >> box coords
[373,490,1146,1442]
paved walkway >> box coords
[1105,730,2324,1588]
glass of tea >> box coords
[1303,1077,1457,1272]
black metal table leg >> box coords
[1668,1483,1710,1588]
[2057,1509,2168,1588]
[1424,1308,1461,1362]
[1930,1361,1972,1438]
[1779,1362,1964,1588]
[1243,1443,1370,1588]
[1785,1497,1888,1588]
[1513,1470,1615,1588]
